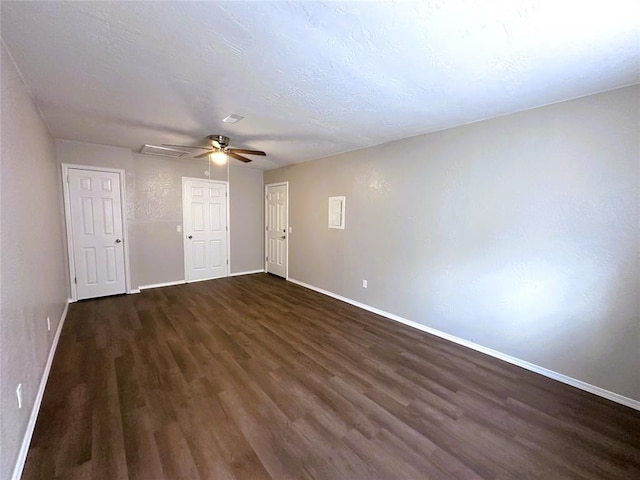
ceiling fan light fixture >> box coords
[210,151,227,165]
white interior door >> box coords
[67,168,126,299]
[265,183,288,278]
[183,178,228,282]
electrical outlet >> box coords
[16,384,23,409]
[47,316,51,331]
[362,279,368,288]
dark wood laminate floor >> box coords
[23,274,640,479]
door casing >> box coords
[62,163,132,302]
[182,177,230,282]
[264,181,289,279]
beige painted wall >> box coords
[1,44,69,479]
[265,85,640,401]
[230,165,265,273]
[55,140,264,287]
[131,152,230,286]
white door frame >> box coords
[62,163,132,302]
[182,177,231,282]
[264,181,289,279]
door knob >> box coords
[115,238,122,243]
[280,236,286,239]
[187,235,193,239]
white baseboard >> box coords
[229,269,265,277]
[138,280,186,290]
[138,271,265,291]
[185,277,218,284]
[287,278,640,412]
[12,299,71,480]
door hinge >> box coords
[265,256,268,262]
[226,226,228,231]
[227,259,229,264]
[74,277,77,284]
[66,175,70,183]
[265,225,268,231]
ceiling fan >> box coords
[164,135,266,163]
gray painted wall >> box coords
[265,85,640,401]
[1,44,69,479]
[55,140,264,287]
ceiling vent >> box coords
[222,114,244,124]
[140,144,189,158]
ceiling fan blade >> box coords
[162,144,211,150]
[227,148,266,156]
[195,151,213,159]
[226,152,252,163]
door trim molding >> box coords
[182,177,230,282]
[61,164,132,302]
[264,181,289,280]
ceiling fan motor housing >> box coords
[207,134,230,148]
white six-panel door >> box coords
[67,168,126,299]
[265,183,288,278]
[183,179,228,282]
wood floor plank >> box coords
[53,383,92,476]
[22,273,640,479]
[90,348,128,480]
[193,377,266,475]
[173,396,236,480]
[292,414,377,478]
[218,386,309,479]
[153,422,200,480]
[120,408,165,480]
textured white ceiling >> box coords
[2,1,639,170]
